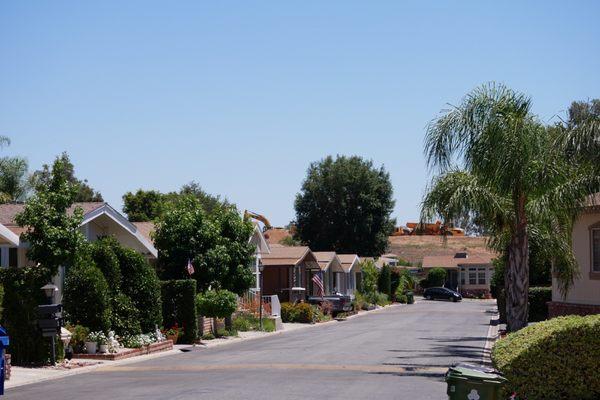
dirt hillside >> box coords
[387,236,492,265]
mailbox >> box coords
[0,326,9,395]
[37,304,64,337]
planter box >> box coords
[73,340,173,361]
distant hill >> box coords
[387,235,492,266]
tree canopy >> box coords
[153,196,254,295]
[421,83,598,331]
[0,137,29,203]
[30,152,103,202]
[294,155,395,256]
[122,181,229,222]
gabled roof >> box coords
[0,223,19,246]
[422,251,496,269]
[263,228,292,245]
[261,245,318,268]
[249,224,271,255]
[0,202,105,226]
[313,251,343,272]
[584,193,600,211]
[132,221,155,244]
[338,254,360,273]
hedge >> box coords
[527,286,551,322]
[280,302,313,323]
[492,315,600,399]
[161,280,197,343]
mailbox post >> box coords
[0,326,9,395]
[38,283,63,365]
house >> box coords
[260,245,320,303]
[0,202,158,299]
[338,254,361,297]
[548,194,600,317]
[313,252,344,296]
[422,250,496,295]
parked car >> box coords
[307,294,353,314]
[423,287,462,302]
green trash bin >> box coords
[445,363,506,400]
[406,291,414,304]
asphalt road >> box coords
[6,299,496,400]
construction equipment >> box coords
[392,221,465,236]
[244,210,273,232]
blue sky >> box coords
[1,1,599,226]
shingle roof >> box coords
[585,193,600,210]
[422,251,496,269]
[263,228,292,245]
[338,254,360,272]
[313,251,339,271]
[132,221,155,244]
[0,202,105,226]
[261,246,313,266]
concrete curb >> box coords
[482,313,500,366]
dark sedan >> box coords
[423,287,462,302]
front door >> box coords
[445,270,458,290]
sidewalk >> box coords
[6,303,401,390]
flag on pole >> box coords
[186,259,195,276]
[312,271,325,298]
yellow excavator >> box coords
[244,210,273,232]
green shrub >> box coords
[232,313,255,332]
[492,315,600,399]
[280,302,297,323]
[109,293,141,336]
[359,260,379,296]
[377,264,392,298]
[114,246,162,332]
[294,303,313,323]
[196,290,238,320]
[0,266,54,365]
[63,260,111,332]
[90,237,122,290]
[262,318,276,332]
[372,292,389,306]
[527,286,551,322]
[161,280,198,343]
[66,324,89,353]
[425,267,447,287]
[201,332,215,340]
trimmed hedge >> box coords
[492,315,600,399]
[161,280,197,343]
[528,286,551,322]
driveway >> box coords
[5,299,496,400]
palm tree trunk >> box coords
[505,198,530,332]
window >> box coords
[468,268,477,285]
[9,248,17,267]
[477,267,486,284]
[460,267,465,285]
[593,228,600,273]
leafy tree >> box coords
[154,196,255,295]
[294,155,395,256]
[425,267,447,287]
[377,264,392,298]
[30,152,102,202]
[555,99,600,168]
[421,83,596,331]
[196,290,237,334]
[16,154,86,276]
[0,156,29,203]
[358,259,379,297]
[122,182,229,222]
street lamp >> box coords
[258,264,264,331]
[40,283,58,305]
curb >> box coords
[482,313,500,366]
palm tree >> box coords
[421,83,597,331]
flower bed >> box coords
[73,340,173,361]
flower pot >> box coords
[98,344,108,354]
[85,341,97,354]
[167,334,178,344]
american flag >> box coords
[312,271,325,298]
[186,259,195,276]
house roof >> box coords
[0,202,105,226]
[338,254,360,272]
[584,193,600,211]
[132,221,155,244]
[261,246,318,267]
[313,251,343,272]
[263,228,292,245]
[422,251,496,269]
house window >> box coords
[9,248,17,267]
[468,268,477,285]
[460,267,465,285]
[593,228,600,273]
[477,267,486,284]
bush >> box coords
[359,260,379,296]
[161,280,198,343]
[109,293,141,336]
[66,324,89,353]
[114,246,162,332]
[425,267,447,287]
[63,260,111,332]
[232,313,258,332]
[377,264,392,298]
[527,286,551,322]
[280,302,313,323]
[90,237,122,290]
[372,292,389,307]
[196,290,238,320]
[0,266,54,365]
[492,315,600,399]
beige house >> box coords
[338,254,361,296]
[549,194,600,317]
[422,251,496,295]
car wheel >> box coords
[452,297,458,302]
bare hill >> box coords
[387,236,492,265]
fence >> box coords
[238,291,280,317]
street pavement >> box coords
[5,299,496,400]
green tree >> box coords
[358,259,379,297]
[421,83,596,331]
[196,289,237,335]
[16,154,86,276]
[377,264,392,298]
[556,99,600,168]
[153,196,255,295]
[294,155,395,256]
[30,152,103,202]
[426,267,447,287]
[0,156,29,203]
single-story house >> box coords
[549,194,600,317]
[422,251,496,295]
[313,251,344,296]
[339,254,361,297]
[0,202,158,300]
[260,245,320,303]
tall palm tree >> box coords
[421,83,597,331]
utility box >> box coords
[0,326,9,395]
[446,363,506,400]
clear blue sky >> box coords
[1,1,599,226]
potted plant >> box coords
[164,324,181,344]
[97,332,109,353]
[85,331,102,354]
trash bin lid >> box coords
[446,363,506,383]
[0,326,8,347]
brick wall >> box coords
[548,301,600,318]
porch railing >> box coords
[238,290,281,317]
